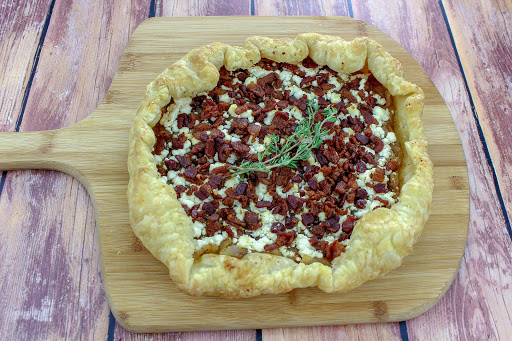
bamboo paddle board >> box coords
[0,16,469,332]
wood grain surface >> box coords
[0,15,469,333]
[0,0,510,340]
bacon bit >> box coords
[356,160,367,173]
[184,166,197,180]
[360,150,377,166]
[355,199,367,209]
[257,72,277,86]
[231,118,249,129]
[308,178,318,191]
[300,76,315,88]
[355,133,370,145]
[276,100,289,109]
[313,87,325,97]
[355,188,368,199]
[272,198,288,215]
[366,96,377,107]
[222,197,235,207]
[265,230,298,251]
[323,147,340,164]
[174,185,186,193]
[287,195,305,211]
[342,215,358,233]
[338,233,350,242]
[218,102,230,112]
[374,183,387,193]
[285,215,299,229]
[282,63,306,76]
[310,236,328,252]
[347,178,358,190]
[237,72,248,82]
[316,149,329,166]
[321,83,335,90]
[226,214,246,228]
[325,241,345,261]
[335,180,348,194]
[224,225,237,238]
[375,196,389,205]
[272,90,284,100]
[324,215,340,233]
[203,202,216,215]
[247,83,265,98]
[152,123,171,155]
[171,132,187,150]
[262,98,277,112]
[339,88,357,103]
[370,135,384,153]
[244,212,260,230]
[301,213,315,226]
[194,186,210,201]
[235,183,248,196]
[176,155,191,168]
[371,168,386,182]
[217,144,233,162]
[301,56,318,69]
[294,97,308,111]
[275,167,295,187]
[247,124,261,136]
[165,159,180,171]
[207,174,223,189]
[255,200,272,208]
[271,222,285,233]
[205,221,222,236]
[231,141,251,155]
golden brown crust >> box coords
[127,33,434,298]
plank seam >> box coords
[251,0,255,16]
[256,329,262,341]
[399,321,409,341]
[347,0,354,18]
[0,172,6,198]
[439,0,512,241]
[148,0,156,18]
[107,311,116,341]
[14,0,56,133]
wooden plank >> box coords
[253,1,401,340]
[443,0,512,218]
[0,16,468,332]
[0,0,151,339]
[262,325,401,341]
[351,0,512,339]
[0,0,53,132]
[113,1,257,340]
[254,0,350,16]
[156,0,251,17]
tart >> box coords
[127,33,434,298]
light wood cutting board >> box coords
[0,16,469,332]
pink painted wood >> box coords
[0,0,150,339]
[1,0,511,339]
[351,0,512,340]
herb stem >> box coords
[228,100,337,178]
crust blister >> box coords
[127,33,434,298]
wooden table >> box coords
[1,0,511,339]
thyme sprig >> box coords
[229,100,338,178]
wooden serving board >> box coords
[0,17,469,332]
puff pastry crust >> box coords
[127,33,434,298]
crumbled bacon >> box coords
[152,58,401,262]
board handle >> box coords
[0,129,80,175]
